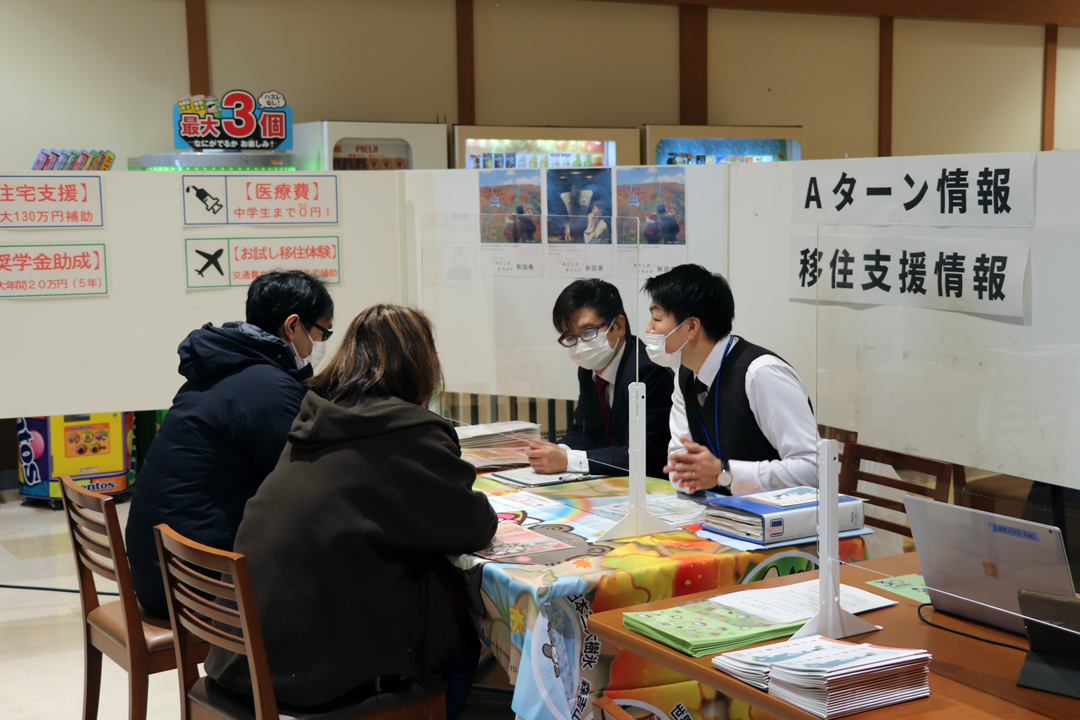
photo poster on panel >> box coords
[478,168,542,277]
[615,166,688,279]
[545,167,614,278]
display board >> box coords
[0,171,404,418]
[405,166,726,401]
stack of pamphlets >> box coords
[700,487,864,546]
[455,420,540,448]
[455,421,540,469]
[623,580,895,657]
[622,600,806,657]
[459,447,529,470]
[714,635,931,718]
[768,637,930,718]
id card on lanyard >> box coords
[697,336,734,462]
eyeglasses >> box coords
[558,320,613,348]
[312,322,333,341]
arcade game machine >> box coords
[17,412,136,509]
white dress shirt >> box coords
[562,339,626,473]
[668,335,818,492]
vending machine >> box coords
[293,121,449,171]
[453,125,640,169]
[17,412,136,508]
[641,125,804,166]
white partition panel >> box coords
[0,171,404,418]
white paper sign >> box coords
[481,243,543,277]
[182,174,338,225]
[546,243,613,278]
[0,243,107,297]
[0,175,104,229]
[790,233,1029,318]
[185,236,340,288]
[792,154,1035,227]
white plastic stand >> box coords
[598,382,680,541]
[791,438,879,640]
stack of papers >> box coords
[713,634,841,689]
[623,600,806,657]
[456,420,540,448]
[700,488,864,545]
[460,447,530,470]
[455,421,540,470]
[623,580,896,658]
[766,638,931,718]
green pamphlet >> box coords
[623,600,804,657]
[865,574,929,603]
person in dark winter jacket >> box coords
[125,270,334,619]
[657,203,681,244]
[205,304,497,720]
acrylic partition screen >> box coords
[405,165,726,403]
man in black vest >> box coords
[642,264,817,495]
[526,279,674,478]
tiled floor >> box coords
[0,496,514,720]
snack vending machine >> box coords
[453,125,640,169]
[641,125,804,166]
[293,121,449,171]
[17,412,136,508]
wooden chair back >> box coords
[837,443,953,538]
[60,475,148,658]
[154,523,277,720]
[818,424,857,447]
[593,697,635,720]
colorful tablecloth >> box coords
[457,476,868,720]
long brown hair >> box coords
[308,304,441,407]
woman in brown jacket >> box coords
[205,304,497,719]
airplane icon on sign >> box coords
[195,249,224,277]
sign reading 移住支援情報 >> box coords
[174,90,293,151]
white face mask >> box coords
[644,320,688,369]
[568,326,617,371]
[290,326,326,371]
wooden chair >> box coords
[817,424,857,447]
[836,444,953,538]
[593,696,636,720]
[59,475,208,720]
[153,523,447,720]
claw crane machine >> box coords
[641,125,803,166]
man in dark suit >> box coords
[526,279,674,478]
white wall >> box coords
[893,20,1044,156]
[0,0,189,170]
[473,0,680,128]
[708,10,880,161]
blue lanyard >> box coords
[697,336,734,461]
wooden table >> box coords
[588,553,1080,720]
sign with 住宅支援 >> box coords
[790,233,1029,318]
[181,175,338,225]
[0,176,104,229]
[174,90,293,151]
[0,243,107,298]
[792,153,1035,227]
[185,236,339,288]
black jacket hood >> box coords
[177,321,311,383]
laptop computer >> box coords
[904,496,1075,634]
[1016,589,1080,699]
